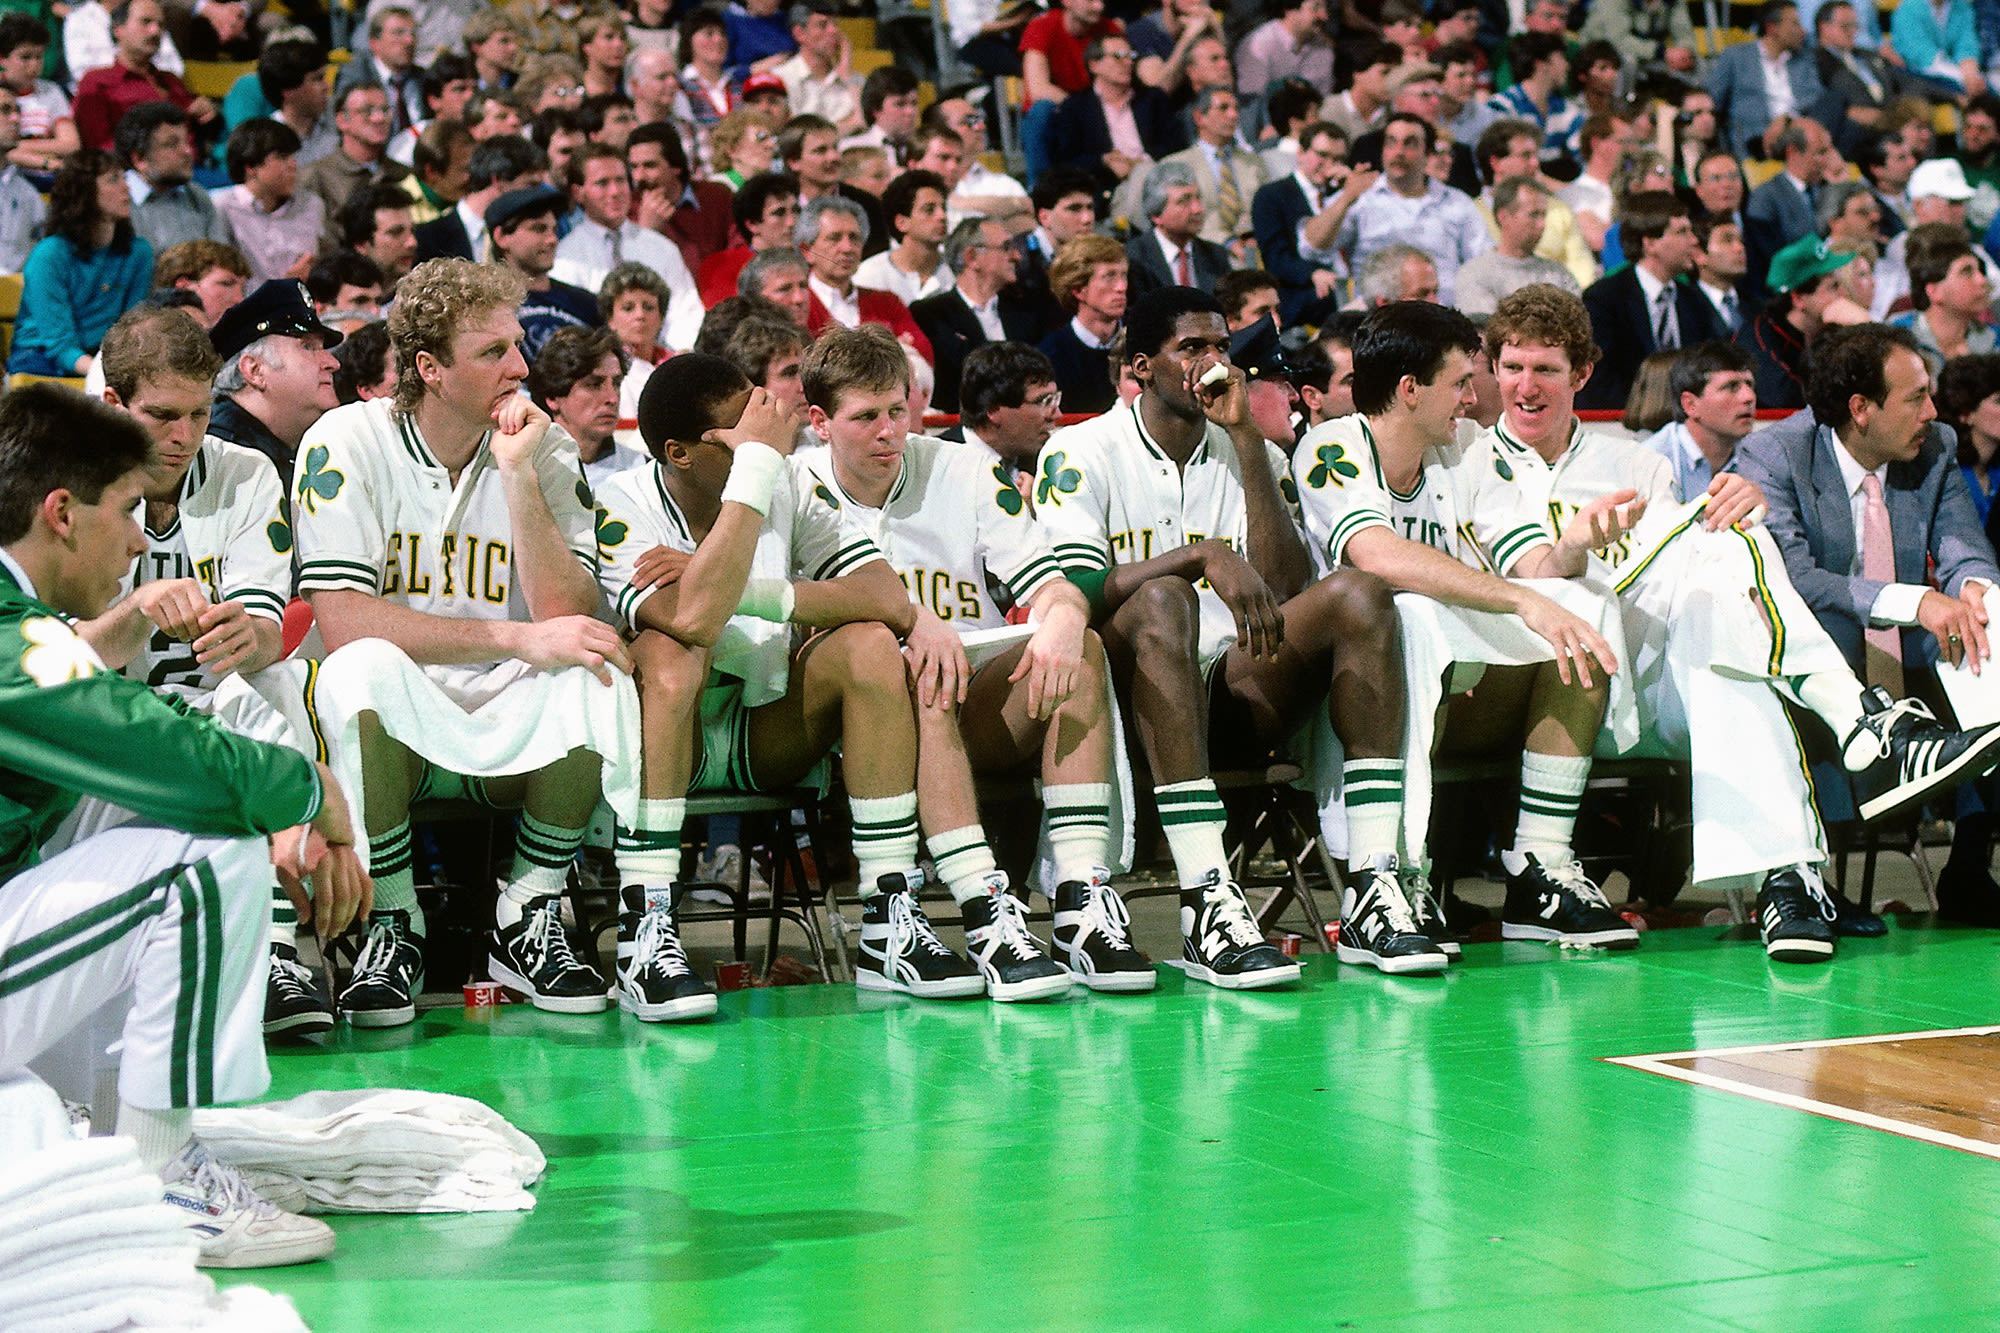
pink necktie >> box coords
[1861,472,1905,694]
[1176,248,1192,287]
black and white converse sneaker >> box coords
[1756,866,1837,964]
[855,872,985,998]
[1401,864,1460,959]
[1053,870,1156,992]
[1180,870,1302,990]
[1501,854,1640,949]
[336,909,423,1028]
[1847,686,2000,822]
[265,942,334,1039]
[1338,856,1449,975]
[960,875,1072,1002]
[488,894,610,1013]
[616,885,718,1021]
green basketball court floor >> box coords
[231,923,2000,1332]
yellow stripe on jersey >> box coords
[1735,526,1787,677]
[1611,502,1708,596]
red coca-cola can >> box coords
[1322,921,1340,949]
[1266,931,1303,958]
[713,960,755,992]
[464,981,503,1009]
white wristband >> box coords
[737,578,795,622]
[719,441,784,515]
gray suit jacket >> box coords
[1736,407,2000,670]
[1706,40,1826,157]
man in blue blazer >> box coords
[1047,34,1186,200]
[1577,193,1727,410]
[1249,120,1359,328]
[1706,1,1826,158]
[1744,118,1837,293]
[1738,322,2000,922]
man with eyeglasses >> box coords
[913,217,1045,412]
[1251,119,1375,327]
[926,92,1031,225]
[947,342,1063,486]
[301,82,410,219]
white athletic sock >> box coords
[616,797,686,889]
[928,825,1000,904]
[509,812,586,903]
[118,1103,192,1174]
[1044,781,1113,886]
[1787,672,1875,769]
[369,820,425,938]
[1154,778,1230,888]
[1343,758,1404,866]
[850,792,921,897]
[269,884,298,952]
[1506,751,1593,869]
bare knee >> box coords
[1315,569,1397,639]
[816,621,907,697]
[1062,629,1108,711]
[1113,576,1201,660]
[630,630,709,714]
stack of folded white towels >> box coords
[194,1089,546,1214]
[0,1074,309,1333]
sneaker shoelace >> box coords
[1862,696,1940,762]
[632,905,693,980]
[271,952,319,998]
[1801,875,1839,923]
[175,1145,278,1220]
[984,891,1044,963]
[1363,866,1422,936]
[349,917,406,983]
[886,889,957,962]
[1543,858,1614,912]
[1202,880,1266,950]
[1401,871,1445,930]
[1082,881,1136,951]
[524,899,591,975]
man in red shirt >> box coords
[797,193,932,364]
[74,0,216,152]
[697,170,803,306]
[629,123,736,274]
[1019,0,1121,183]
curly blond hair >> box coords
[1481,283,1600,374]
[388,258,528,415]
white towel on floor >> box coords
[194,1089,544,1214]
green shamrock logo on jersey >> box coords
[992,463,1024,516]
[296,445,344,514]
[267,513,293,554]
[1279,475,1299,506]
[1036,451,1080,506]
[1494,454,1515,482]
[575,478,595,511]
[814,483,840,510]
[595,506,628,550]
[19,617,98,687]
[1307,442,1360,489]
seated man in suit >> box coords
[1007,166,1098,340]
[1705,0,1824,158]
[1251,120,1368,329]
[1048,32,1186,203]
[1148,86,1266,262]
[912,219,1044,414]
[1578,191,1724,410]
[414,133,543,263]
[1738,322,2000,923]
[1123,161,1233,299]
[1814,0,1924,153]
[1745,117,1839,284]
[1038,232,1127,416]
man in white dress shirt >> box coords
[549,142,704,350]
[853,168,955,306]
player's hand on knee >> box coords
[1012,602,1087,718]
[1202,545,1283,660]
[133,577,210,642]
[1523,597,1617,686]
[192,600,257,676]
[520,615,636,686]
[489,395,553,468]
[1703,473,1766,532]
[631,545,690,591]
[903,608,967,709]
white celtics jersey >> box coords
[1291,414,1552,577]
[1034,400,1300,665]
[1477,417,1679,569]
[292,399,598,620]
[125,437,292,691]
[592,454,885,705]
[799,434,1065,632]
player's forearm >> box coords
[1523,537,1590,580]
[501,464,600,619]
[1234,428,1311,599]
[242,616,285,674]
[792,560,917,633]
[74,597,155,671]
[655,503,765,646]
[1098,544,1211,613]
[1027,577,1089,624]
[309,589,533,664]
[1343,529,1536,614]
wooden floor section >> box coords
[227,920,2000,1332]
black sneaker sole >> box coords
[1859,725,2000,822]
[982,967,1074,1002]
[263,1011,334,1039]
[1501,921,1641,948]
[1182,957,1302,989]
[1062,960,1159,992]
[1765,935,1835,963]
[342,1003,415,1028]
[854,965,987,998]
[488,958,611,1013]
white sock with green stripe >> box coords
[1155,779,1230,889]
[850,792,921,897]
[118,1103,192,1173]
[270,884,299,952]
[616,798,686,890]
[370,819,424,937]
[1044,781,1113,885]
[1506,751,1592,868]
[1342,758,1403,865]
[501,814,586,920]
[928,825,1000,905]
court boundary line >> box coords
[1605,1026,2000,1162]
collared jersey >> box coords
[292,399,598,620]
[127,438,293,691]
[1034,400,1300,665]
[1291,414,1551,576]
[592,455,885,703]
[799,434,1066,632]
[1478,417,1679,570]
